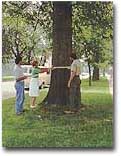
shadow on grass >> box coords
[23,103,113,125]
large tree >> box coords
[3,1,113,87]
[42,2,72,107]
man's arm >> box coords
[16,76,27,82]
[68,71,76,88]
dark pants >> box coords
[69,76,81,111]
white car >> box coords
[22,65,51,89]
[80,72,89,80]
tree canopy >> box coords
[2,1,113,68]
[2,1,53,63]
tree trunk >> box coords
[92,51,100,81]
[28,51,31,64]
[42,2,72,107]
[92,66,99,81]
[103,68,105,77]
[88,61,92,86]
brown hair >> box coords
[70,53,77,59]
[31,60,38,67]
[15,56,22,64]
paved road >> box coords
[2,81,49,100]
[2,81,30,100]
[2,81,16,100]
[2,74,113,100]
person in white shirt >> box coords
[13,56,27,115]
[67,53,81,113]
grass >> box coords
[2,76,14,81]
[81,78,112,105]
[2,78,113,148]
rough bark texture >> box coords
[42,2,72,106]
[93,66,99,81]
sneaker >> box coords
[64,110,75,114]
[21,109,26,113]
[16,112,23,115]
[64,109,80,114]
[30,105,36,109]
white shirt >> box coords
[13,64,24,81]
[71,59,81,76]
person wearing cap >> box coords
[67,53,81,113]
[29,60,41,108]
[13,56,27,115]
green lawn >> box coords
[2,76,14,81]
[2,78,113,148]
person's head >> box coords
[70,53,77,62]
[32,60,38,67]
[15,56,22,65]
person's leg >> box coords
[32,97,36,106]
[15,82,24,114]
[30,97,36,108]
[70,77,81,112]
[75,86,81,110]
[69,86,77,111]
[19,82,25,112]
[15,82,20,113]
[75,78,81,110]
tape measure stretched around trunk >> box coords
[52,66,70,70]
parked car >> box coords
[22,65,51,89]
[80,72,89,80]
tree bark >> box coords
[88,61,92,86]
[42,2,72,107]
[92,51,100,81]
[103,68,105,77]
[92,66,99,81]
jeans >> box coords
[15,81,25,113]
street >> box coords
[2,81,16,100]
[2,81,49,100]
[2,73,113,100]
[2,81,30,100]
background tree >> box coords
[72,1,113,81]
[3,1,113,71]
[2,1,52,63]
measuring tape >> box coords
[52,66,71,70]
